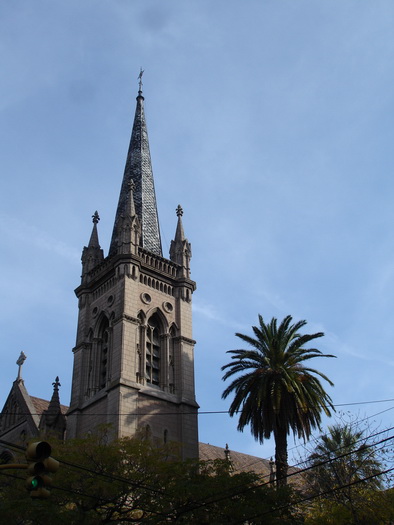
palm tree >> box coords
[306,422,383,492]
[305,423,384,522]
[221,314,336,486]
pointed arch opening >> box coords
[145,313,162,387]
[169,324,177,394]
[96,315,110,391]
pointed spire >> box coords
[40,377,66,438]
[174,205,186,242]
[88,211,101,248]
[126,179,137,218]
[170,205,192,277]
[109,72,162,256]
[45,377,61,422]
[81,212,104,282]
[116,178,141,255]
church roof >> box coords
[30,396,68,417]
[0,377,68,441]
[199,442,271,478]
[109,77,162,256]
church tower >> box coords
[67,78,198,459]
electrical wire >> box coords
[4,395,394,417]
[169,432,394,519]
[1,432,393,522]
[234,465,394,525]
[0,469,166,519]
[213,404,394,477]
[0,437,170,499]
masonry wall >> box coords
[67,250,198,458]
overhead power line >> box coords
[1,432,393,521]
[170,431,394,518]
[4,396,394,417]
[0,470,166,518]
[236,465,394,525]
[230,404,394,474]
[0,438,170,500]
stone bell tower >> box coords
[67,76,198,459]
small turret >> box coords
[81,211,104,282]
[40,377,66,439]
[117,179,142,255]
[170,205,192,278]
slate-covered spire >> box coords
[109,73,162,256]
[170,205,192,278]
[81,211,104,281]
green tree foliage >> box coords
[221,314,336,486]
[0,428,302,524]
[303,422,394,524]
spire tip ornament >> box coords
[176,204,183,217]
[53,376,61,392]
[92,211,100,224]
[138,68,144,95]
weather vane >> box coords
[138,68,144,93]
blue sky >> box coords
[1,0,394,463]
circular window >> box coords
[141,292,152,305]
[107,295,114,306]
[92,307,98,317]
[163,301,173,313]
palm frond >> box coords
[221,314,336,481]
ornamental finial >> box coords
[53,376,61,392]
[176,204,183,218]
[92,211,100,224]
[138,68,144,94]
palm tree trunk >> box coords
[274,427,288,487]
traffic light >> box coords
[25,441,59,499]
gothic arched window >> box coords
[169,325,176,394]
[145,314,162,387]
[97,317,110,390]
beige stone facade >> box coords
[67,89,199,459]
[0,86,199,460]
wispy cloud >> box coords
[193,299,245,331]
[324,330,394,367]
[0,213,80,262]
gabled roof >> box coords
[0,380,41,438]
[199,442,271,478]
[0,381,67,441]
